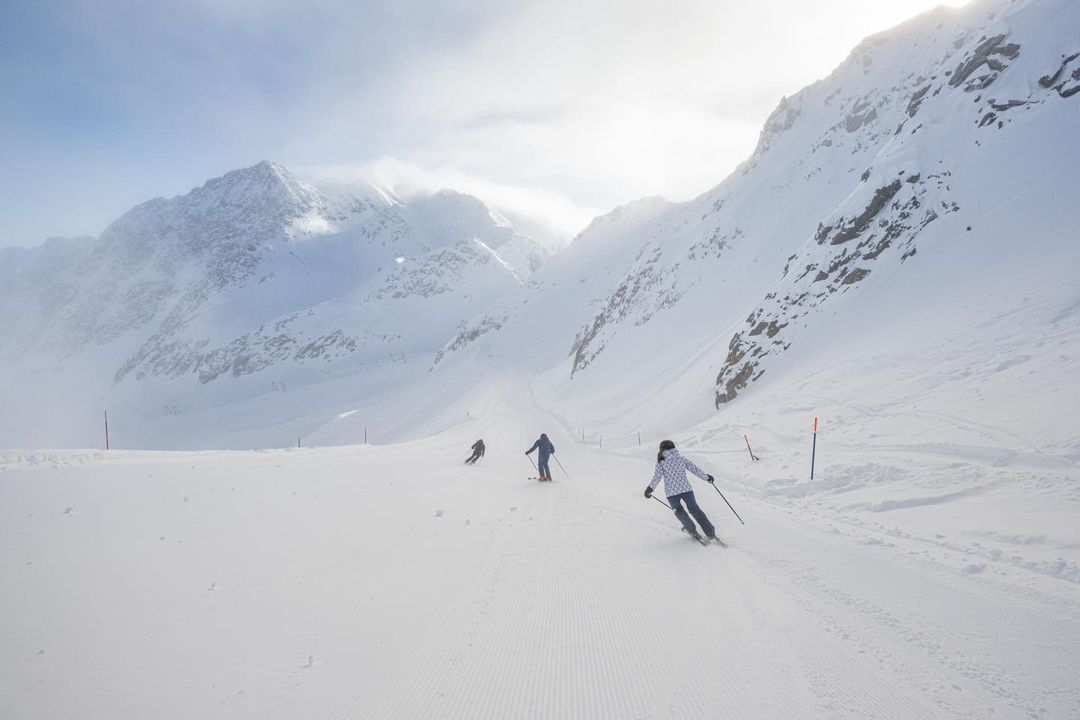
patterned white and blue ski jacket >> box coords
[648,449,710,498]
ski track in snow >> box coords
[3,403,1079,720]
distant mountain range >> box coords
[2,0,1077,449]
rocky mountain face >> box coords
[707,0,1079,407]
[469,0,1079,417]
[4,0,1077,449]
[424,0,1079,444]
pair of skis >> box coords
[682,528,727,547]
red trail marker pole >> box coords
[744,434,758,461]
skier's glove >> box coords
[706,474,715,484]
[644,487,654,499]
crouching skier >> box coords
[465,439,485,465]
[526,433,555,481]
[644,440,718,543]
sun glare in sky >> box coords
[2,0,974,245]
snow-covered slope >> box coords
[425,0,1080,449]
[2,0,1078,457]
[3,2,1079,717]
[3,394,1077,719]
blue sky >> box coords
[1,0,967,247]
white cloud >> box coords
[3,0,973,246]
[294,0,974,234]
[298,157,594,241]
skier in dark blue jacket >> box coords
[464,439,485,465]
[526,433,555,481]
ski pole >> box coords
[526,454,538,476]
[651,496,672,510]
[553,455,570,479]
[708,482,745,525]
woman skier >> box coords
[644,440,718,542]
[526,433,555,481]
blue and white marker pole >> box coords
[810,416,819,480]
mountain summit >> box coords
[2,0,1078,450]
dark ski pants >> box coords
[669,491,715,538]
[465,451,481,464]
[538,456,552,479]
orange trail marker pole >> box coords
[810,417,819,480]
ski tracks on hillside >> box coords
[734,502,1080,719]
[337,470,1020,719]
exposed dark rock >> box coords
[950,34,1020,91]
[723,333,747,368]
[830,180,903,245]
[844,100,878,133]
[842,267,871,285]
[1039,54,1072,87]
[748,319,787,337]
[990,99,1027,111]
[907,85,931,117]
[715,360,755,406]
[862,239,891,260]
[713,167,955,407]
[570,246,683,376]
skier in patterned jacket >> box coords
[526,433,555,482]
[644,440,718,542]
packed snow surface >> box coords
[2,383,1078,719]
[2,0,1080,716]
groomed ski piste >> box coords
[3,372,1078,720]
[3,0,1080,716]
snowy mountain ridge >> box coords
[2,0,1078,452]
[4,4,1080,718]
[0,162,563,446]
[410,0,1078,458]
